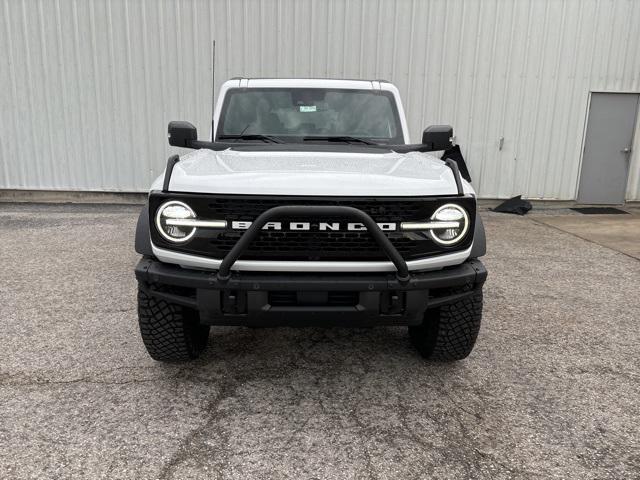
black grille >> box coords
[211,230,417,259]
[149,193,476,261]
[206,197,426,222]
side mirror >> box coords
[421,125,453,151]
[168,121,198,147]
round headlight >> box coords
[430,204,469,245]
[155,201,197,243]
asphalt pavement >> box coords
[0,203,638,479]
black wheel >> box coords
[409,289,483,361]
[137,286,210,362]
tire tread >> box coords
[137,287,209,362]
[410,289,483,361]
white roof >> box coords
[222,78,390,90]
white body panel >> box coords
[151,148,472,197]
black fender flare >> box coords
[135,203,153,256]
[470,212,486,258]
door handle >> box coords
[621,147,631,154]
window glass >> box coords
[217,88,403,143]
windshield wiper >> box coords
[218,134,284,144]
[302,135,377,145]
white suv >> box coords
[134,78,487,362]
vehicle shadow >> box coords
[181,325,469,386]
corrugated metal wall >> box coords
[1,0,640,200]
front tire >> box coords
[409,289,483,361]
[137,286,210,362]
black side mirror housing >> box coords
[421,125,453,151]
[168,121,198,147]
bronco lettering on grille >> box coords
[230,221,397,231]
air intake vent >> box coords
[268,291,359,307]
[327,291,359,306]
[268,291,297,307]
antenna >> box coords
[211,40,216,140]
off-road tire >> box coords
[409,289,483,361]
[137,286,210,362]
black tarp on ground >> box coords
[492,195,532,215]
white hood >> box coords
[154,148,470,197]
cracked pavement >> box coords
[0,203,639,479]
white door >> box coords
[577,93,638,204]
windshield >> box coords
[216,88,404,144]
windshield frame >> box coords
[214,87,405,144]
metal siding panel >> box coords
[1,0,19,187]
[1,0,640,198]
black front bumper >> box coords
[135,258,487,327]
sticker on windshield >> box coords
[299,105,317,112]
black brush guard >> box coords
[214,205,410,284]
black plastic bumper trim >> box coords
[136,258,486,292]
[136,258,486,326]
[138,283,198,309]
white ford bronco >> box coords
[134,78,487,362]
